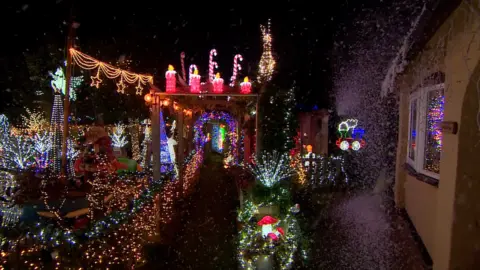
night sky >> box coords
[0,0,372,116]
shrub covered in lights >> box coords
[239,151,308,269]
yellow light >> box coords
[144,93,152,103]
[163,100,170,106]
[168,65,174,71]
[244,76,249,83]
[69,48,153,95]
[215,72,220,79]
[193,68,198,75]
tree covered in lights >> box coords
[33,130,52,168]
[21,109,48,134]
[0,135,35,170]
[110,122,128,148]
[261,83,298,153]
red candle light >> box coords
[213,72,224,93]
[190,68,201,93]
[240,76,252,94]
[165,65,176,93]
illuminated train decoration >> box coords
[335,119,366,151]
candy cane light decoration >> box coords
[209,49,218,82]
[229,54,243,87]
[180,52,187,81]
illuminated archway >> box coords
[193,111,238,163]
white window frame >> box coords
[407,83,445,180]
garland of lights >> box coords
[69,48,153,95]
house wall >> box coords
[395,2,480,270]
[404,175,437,254]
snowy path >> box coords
[311,192,427,270]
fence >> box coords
[302,154,349,187]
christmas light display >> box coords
[213,73,224,93]
[300,154,349,185]
[249,151,295,187]
[165,65,177,93]
[160,111,173,172]
[0,135,35,170]
[183,149,204,193]
[110,123,128,148]
[70,48,153,95]
[2,172,167,268]
[21,109,47,134]
[49,66,83,101]
[189,67,201,93]
[194,111,238,164]
[283,87,295,151]
[50,93,64,173]
[66,138,79,177]
[240,77,252,94]
[290,153,306,185]
[209,49,219,82]
[257,19,276,84]
[140,124,151,168]
[129,120,141,161]
[180,52,187,81]
[424,92,444,173]
[230,54,243,87]
[237,152,307,269]
[167,120,178,175]
[0,171,20,227]
[212,124,226,153]
[0,114,9,135]
[33,130,52,168]
[336,119,366,151]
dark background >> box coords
[0,0,371,123]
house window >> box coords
[407,83,445,179]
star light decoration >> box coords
[70,48,153,95]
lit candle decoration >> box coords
[229,54,243,87]
[165,65,177,93]
[240,76,252,94]
[189,67,201,93]
[213,72,224,93]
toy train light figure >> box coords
[336,119,366,151]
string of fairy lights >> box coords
[69,48,153,95]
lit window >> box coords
[407,83,444,179]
